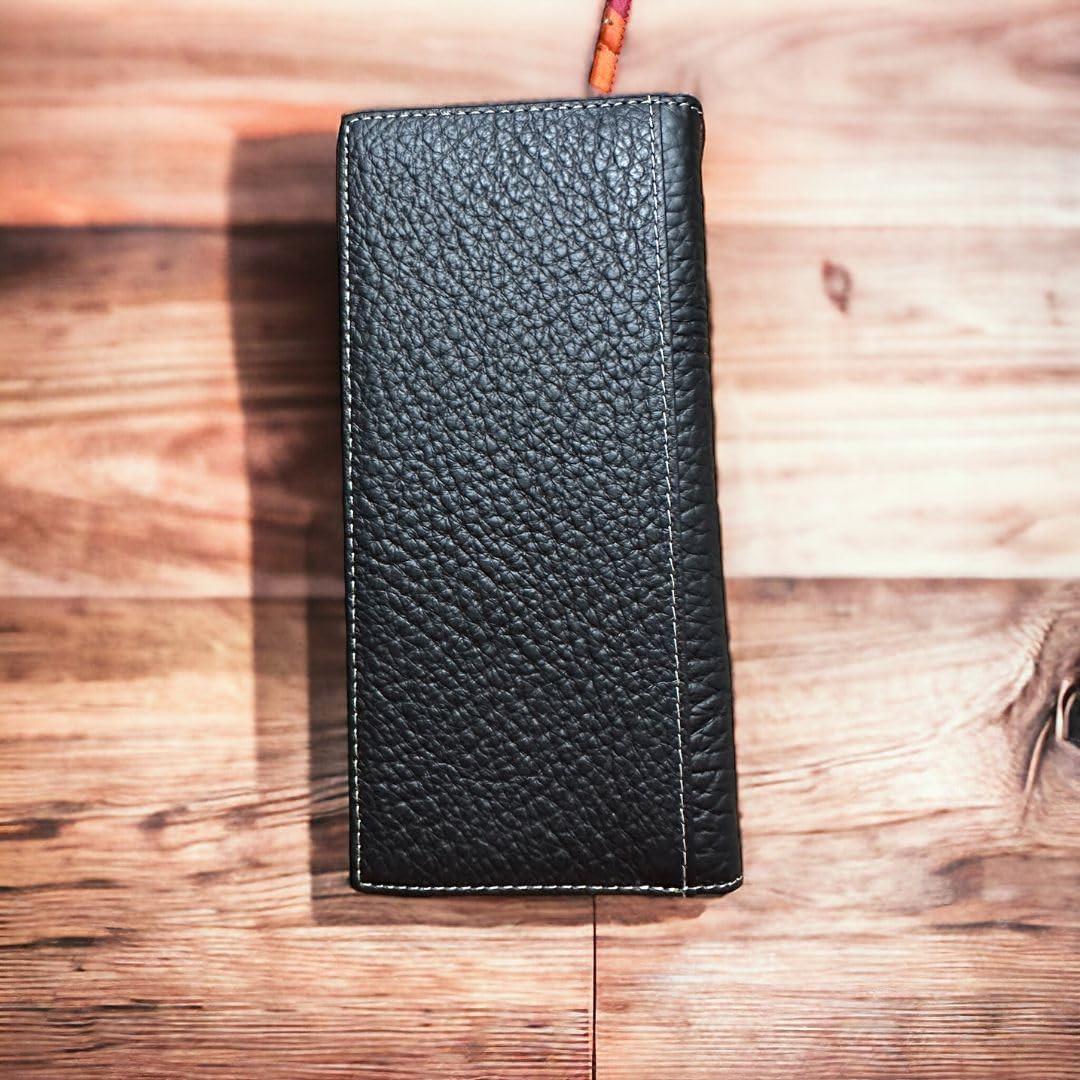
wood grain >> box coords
[2,225,1077,596]
[0,226,340,598]
[711,225,1080,578]
[6,927,592,1078]
[3,1,1079,226]
[2,0,1079,1075]
[596,578,1080,1078]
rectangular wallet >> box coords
[338,93,741,896]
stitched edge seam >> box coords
[356,876,742,895]
[346,97,701,124]
[646,96,689,893]
[340,128,363,884]
[342,96,709,894]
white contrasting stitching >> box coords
[356,877,742,895]
[345,96,702,124]
[342,96,713,894]
[340,124,362,883]
[646,96,689,893]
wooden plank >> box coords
[0,226,341,598]
[0,596,593,1076]
[2,928,592,1077]
[1,1,1078,226]
[597,928,1078,1080]
[2,226,1077,596]
[711,225,1080,578]
[596,578,1080,1079]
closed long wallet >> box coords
[338,93,742,896]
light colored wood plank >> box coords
[0,226,340,598]
[1,1,1078,226]
[596,578,1080,1079]
[1,927,592,1077]
[598,927,1078,1080]
[0,596,593,1075]
[711,225,1080,578]
[2,226,1077,596]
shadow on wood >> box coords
[228,133,353,923]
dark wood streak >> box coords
[0,819,63,842]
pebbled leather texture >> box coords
[339,93,741,895]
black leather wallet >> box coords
[338,93,741,896]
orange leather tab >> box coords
[598,8,626,52]
[588,2,632,94]
[589,42,618,95]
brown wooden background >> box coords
[2,1,1079,1076]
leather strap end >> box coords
[589,42,618,95]
[588,2,631,94]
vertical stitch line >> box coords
[341,122,362,880]
[646,96,689,894]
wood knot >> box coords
[1057,680,1080,748]
[821,260,853,314]
[1004,595,1080,818]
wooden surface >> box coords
[1,1,1079,1076]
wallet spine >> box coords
[651,100,742,892]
